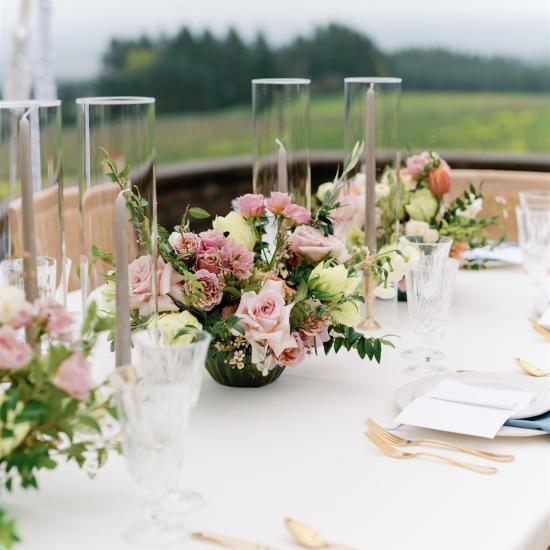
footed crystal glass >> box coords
[403,258,459,376]
[111,330,210,546]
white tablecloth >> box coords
[6,267,550,550]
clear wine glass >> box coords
[402,235,453,267]
[403,258,459,376]
[0,256,57,298]
[111,330,211,546]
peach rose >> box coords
[275,332,305,367]
[266,192,292,215]
[289,225,350,262]
[53,353,93,400]
[428,160,452,196]
[235,279,296,362]
[405,151,431,177]
[168,232,201,256]
[0,326,32,370]
[237,193,265,217]
[282,204,312,226]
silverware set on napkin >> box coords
[364,418,515,475]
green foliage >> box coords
[0,508,19,549]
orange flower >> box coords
[427,161,452,196]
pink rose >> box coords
[168,231,201,256]
[195,248,221,275]
[8,302,37,330]
[199,230,226,250]
[237,193,265,217]
[53,353,93,400]
[194,269,223,311]
[282,203,312,226]
[427,160,452,196]
[289,225,350,262]
[36,299,74,341]
[128,255,182,316]
[405,151,432,177]
[331,174,365,231]
[299,311,330,348]
[235,279,296,362]
[275,332,305,367]
[266,192,292,215]
[220,240,254,279]
[0,326,32,370]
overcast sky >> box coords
[1,0,549,79]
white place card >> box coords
[395,380,535,438]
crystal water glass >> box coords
[403,258,459,376]
[402,235,453,267]
[111,330,211,546]
[516,205,550,314]
[0,256,57,298]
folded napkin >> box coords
[463,244,522,265]
[505,410,550,433]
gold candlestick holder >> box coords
[358,270,380,332]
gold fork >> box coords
[529,317,550,342]
[365,430,498,474]
[365,418,514,463]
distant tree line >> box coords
[58,23,550,119]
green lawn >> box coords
[61,92,550,176]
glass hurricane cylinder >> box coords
[343,77,402,331]
[0,100,67,304]
[76,97,156,366]
[252,78,311,208]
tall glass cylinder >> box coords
[76,97,156,366]
[344,77,402,330]
[252,78,311,208]
[0,100,66,304]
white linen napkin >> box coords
[395,380,535,438]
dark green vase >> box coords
[205,353,285,388]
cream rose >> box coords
[308,263,359,297]
[0,285,27,324]
[155,311,203,345]
[212,211,256,251]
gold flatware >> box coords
[365,430,498,475]
[365,418,514,463]
[528,318,550,342]
[515,356,550,377]
[284,517,359,550]
[192,531,274,550]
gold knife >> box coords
[192,531,276,550]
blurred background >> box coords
[1,0,549,178]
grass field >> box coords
[61,92,550,175]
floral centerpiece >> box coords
[0,287,116,548]
[317,151,501,266]
[100,151,417,388]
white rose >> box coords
[457,196,483,219]
[316,181,335,201]
[0,285,27,324]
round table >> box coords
[6,267,550,550]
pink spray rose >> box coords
[168,231,201,256]
[220,239,254,279]
[53,353,93,400]
[266,192,292,215]
[199,229,226,250]
[405,151,432,178]
[289,225,350,262]
[0,326,32,370]
[8,302,37,330]
[237,193,265,217]
[195,248,221,275]
[427,160,452,196]
[298,311,330,348]
[282,203,312,226]
[128,255,183,316]
[275,332,305,367]
[194,269,223,311]
[36,299,74,341]
[235,279,296,362]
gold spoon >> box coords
[515,357,550,377]
[284,518,359,550]
[528,318,550,342]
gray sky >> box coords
[1,0,549,79]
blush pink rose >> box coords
[0,326,32,370]
[195,248,221,275]
[405,151,432,177]
[235,279,296,362]
[282,203,312,226]
[275,332,305,367]
[289,225,350,262]
[220,239,254,279]
[194,269,223,311]
[331,174,365,231]
[199,230,226,250]
[53,353,93,400]
[299,311,330,348]
[237,193,265,217]
[427,160,452,196]
[266,192,292,215]
[36,299,74,341]
[128,255,183,316]
[168,232,201,256]
[8,302,36,330]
